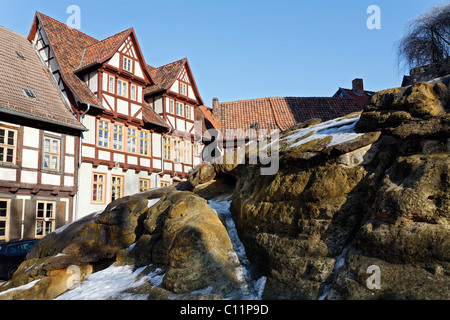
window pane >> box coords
[52,140,58,153]
[92,184,97,201]
[7,131,14,145]
[0,129,4,144]
[51,156,58,169]
[37,203,44,218]
[36,221,43,236]
[44,155,50,168]
[0,201,7,217]
[0,222,5,236]
[44,139,50,152]
[46,203,53,218]
[45,222,53,235]
[6,149,13,163]
[98,185,103,201]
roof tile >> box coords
[0,26,86,131]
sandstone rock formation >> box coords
[210,75,450,300]
[0,190,243,300]
[1,76,448,301]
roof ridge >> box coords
[86,28,132,49]
[147,57,186,70]
[37,11,99,43]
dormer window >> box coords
[123,57,132,72]
[23,88,36,99]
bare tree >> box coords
[398,3,450,70]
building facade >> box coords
[27,12,204,219]
[0,26,86,242]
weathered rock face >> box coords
[1,76,448,301]
[0,190,242,300]
[211,76,450,300]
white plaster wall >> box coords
[140,158,150,168]
[167,116,175,129]
[135,62,144,79]
[98,150,111,161]
[21,171,37,184]
[66,136,75,154]
[23,127,40,148]
[65,156,75,174]
[41,173,60,186]
[155,96,163,114]
[22,149,39,169]
[108,52,120,68]
[117,98,128,115]
[0,168,16,181]
[153,159,161,170]
[89,72,98,92]
[152,134,161,158]
[64,176,74,187]
[188,85,196,101]
[82,115,96,145]
[131,103,141,119]
[170,80,179,93]
[82,146,95,158]
[176,119,185,131]
[77,163,158,219]
[113,153,125,163]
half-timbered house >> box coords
[27,12,204,218]
[0,26,86,242]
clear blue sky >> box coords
[0,0,448,106]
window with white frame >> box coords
[0,126,17,165]
[176,102,184,117]
[131,84,137,101]
[111,175,124,202]
[174,140,182,163]
[98,120,110,148]
[117,79,128,98]
[183,141,192,164]
[35,201,55,238]
[127,128,137,153]
[139,179,150,192]
[92,173,106,204]
[109,75,115,93]
[180,82,187,96]
[164,137,172,161]
[43,136,61,172]
[140,131,150,156]
[113,124,124,151]
[123,57,132,72]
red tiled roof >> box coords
[214,97,361,140]
[35,12,102,107]
[0,26,86,131]
[142,104,169,128]
[76,28,132,71]
[144,58,186,96]
[195,106,219,139]
[339,88,375,107]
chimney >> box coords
[352,78,364,94]
[212,98,219,111]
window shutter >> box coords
[23,199,36,240]
[9,199,23,241]
[56,201,66,229]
